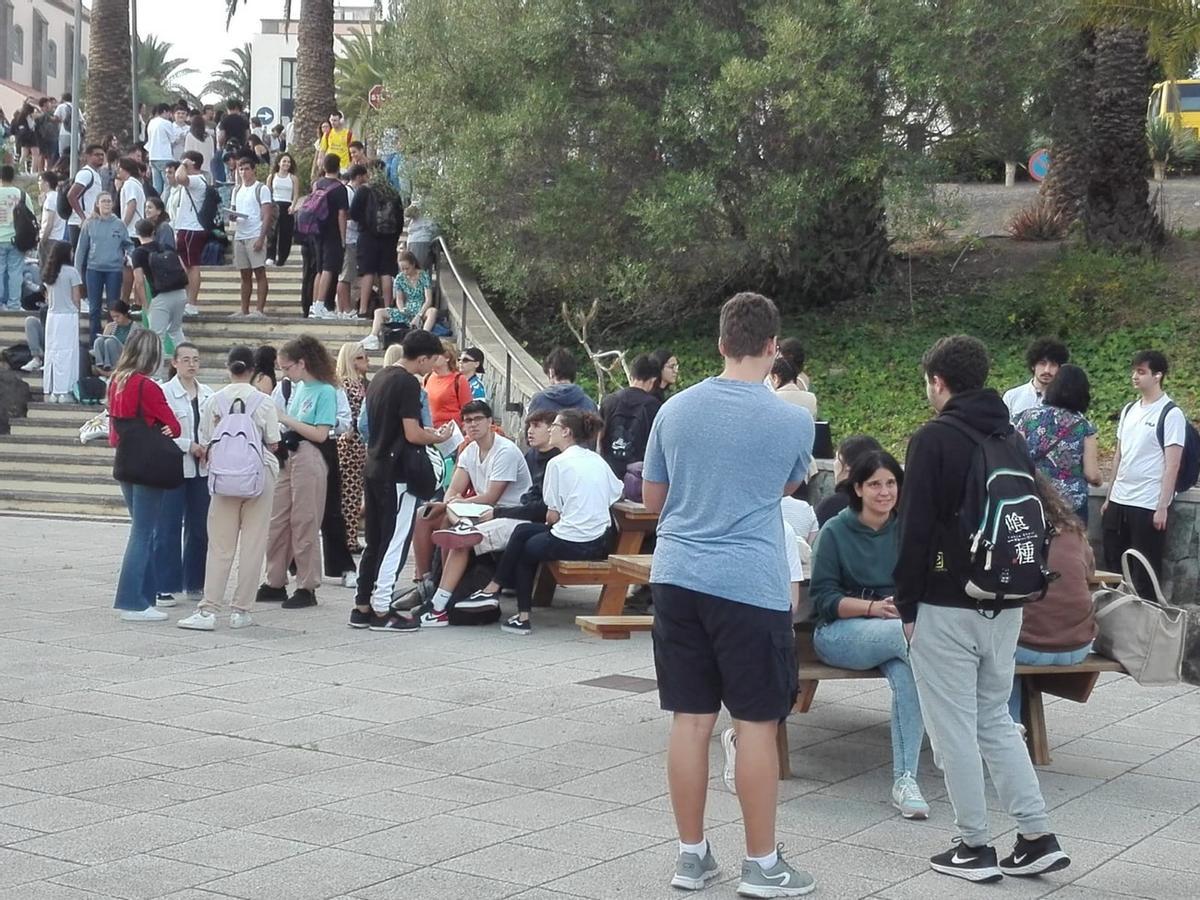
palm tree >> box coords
[136,36,201,109]
[203,43,253,104]
[84,0,133,146]
[334,22,399,129]
[225,0,335,175]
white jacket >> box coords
[162,375,215,479]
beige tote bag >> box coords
[1092,549,1186,686]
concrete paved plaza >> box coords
[1,517,1198,899]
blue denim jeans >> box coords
[1008,642,1093,721]
[150,160,171,195]
[85,268,123,340]
[115,481,165,611]
[814,617,924,777]
[155,475,210,596]
[0,243,23,309]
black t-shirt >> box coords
[129,242,157,293]
[363,365,423,482]
[815,491,850,528]
[220,113,249,147]
[599,386,662,476]
[314,176,349,243]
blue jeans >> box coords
[85,268,123,340]
[814,617,924,777]
[0,243,23,309]
[155,475,210,596]
[115,482,165,611]
[1008,642,1093,721]
[150,160,171,195]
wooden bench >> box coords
[576,614,1127,771]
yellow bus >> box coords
[1148,80,1200,136]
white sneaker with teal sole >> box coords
[737,845,815,898]
[671,845,719,890]
[892,772,930,819]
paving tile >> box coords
[441,842,589,886]
[0,847,78,887]
[343,813,528,865]
[354,866,527,900]
[1117,835,1200,874]
[1,757,171,795]
[0,883,101,900]
[466,792,619,830]
[119,735,272,769]
[154,827,317,872]
[878,869,1058,898]
[48,854,226,900]
[198,846,409,899]
[247,806,394,845]
[9,811,217,865]
[1081,773,1200,813]
[1075,859,1200,899]
[510,822,659,860]
[322,790,465,824]
[0,796,131,832]
[160,783,331,828]
[1046,796,1178,843]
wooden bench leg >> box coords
[793,680,819,714]
[531,565,556,607]
[595,579,630,616]
[776,720,791,779]
[1021,678,1051,766]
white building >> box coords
[248,0,377,129]
[0,0,90,113]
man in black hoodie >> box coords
[600,353,663,477]
[896,335,1069,885]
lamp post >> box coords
[130,0,139,143]
[68,0,83,176]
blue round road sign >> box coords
[1028,149,1051,182]
[256,107,275,126]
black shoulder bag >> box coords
[112,379,186,489]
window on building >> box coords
[280,58,296,120]
[11,25,22,66]
[32,13,46,91]
[0,4,13,79]
[47,40,57,77]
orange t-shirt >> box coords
[424,371,469,428]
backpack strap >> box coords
[1155,401,1177,452]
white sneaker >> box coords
[891,773,930,819]
[359,334,380,351]
[246,310,267,319]
[184,304,200,316]
[20,357,42,372]
[721,727,737,793]
[308,305,334,319]
[154,593,178,608]
[230,611,254,629]
[54,393,71,404]
[120,607,169,622]
[177,610,215,631]
[265,259,276,267]
[228,311,246,319]
[341,571,358,589]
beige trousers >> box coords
[265,441,329,591]
[200,467,279,614]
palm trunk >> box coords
[85,0,133,148]
[1083,26,1162,250]
[1040,30,1095,225]
[295,0,337,182]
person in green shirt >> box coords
[809,449,929,821]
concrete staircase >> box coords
[0,264,372,518]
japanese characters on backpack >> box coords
[207,392,268,498]
[938,417,1051,605]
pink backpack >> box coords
[207,391,268,498]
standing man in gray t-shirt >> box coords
[642,291,815,897]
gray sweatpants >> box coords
[148,288,187,350]
[909,604,1051,847]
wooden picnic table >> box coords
[608,554,652,584]
[610,501,659,555]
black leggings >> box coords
[492,522,608,613]
[271,202,294,265]
[1102,501,1166,597]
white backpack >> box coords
[207,391,268,498]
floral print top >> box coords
[1014,406,1096,512]
[397,270,431,322]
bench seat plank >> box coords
[576,615,654,640]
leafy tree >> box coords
[334,21,400,130]
[203,43,253,104]
[225,0,335,174]
[390,0,897,317]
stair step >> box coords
[0,476,123,497]
[0,490,126,517]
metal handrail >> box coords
[435,236,541,387]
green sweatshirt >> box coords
[809,507,900,626]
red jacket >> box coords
[107,373,181,447]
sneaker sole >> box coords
[930,862,1002,883]
[348,621,372,629]
[177,622,214,631]
[735,880,816,898]
[893,802,930,819]
[501,626,531,635]
[671,868,720,890]
[420,619,449,628]
[1001,852,1069,877]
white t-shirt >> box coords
[231,181,273,241]
[1003,380,1042,419]
[457,434,532,508]
[146,116,181,161]
[174,173,209,232]
[543,444,623,543]
[784,521,804,583]
[68,166,102,227]
[41,191,68,242]
[1111,394,1187,510]
[119,178,146,237]
[781,496,818,542]
[345,185,359,245]
[54,102,74,138]
[47,265,83,313]
[271,173,296,205]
